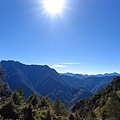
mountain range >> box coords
[0,60,119,105]
[61,74,116,93]
[63,72,120,78]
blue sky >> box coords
[0,0,120,74]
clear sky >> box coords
[0,0,120,74]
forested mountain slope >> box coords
[71,76,120,120]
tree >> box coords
[0,65,5,76]
[23,104,35,120]
[10,88,26,105]
[0,65,10,100]
[16,88,25,96]
[40,96,51,109]
[54,98,63,116]
[64,100,68,109]
[45,110,52,120]
[28,94,40,108]
[0,65,6,93]
[0,101,19,119]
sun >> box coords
[43,0,65,15]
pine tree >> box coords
[28,94,40,108]
[10,89,23,105]
[40,97,50,109]
[23,104,35,120]
[54,98,63,116]
[0,65,5,93]
[0,101,19,119]
[0,65,10,100]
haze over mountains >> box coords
[61,74,116,93]
[0,60,119,105]
[64,72,120,78]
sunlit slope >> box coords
[71,76,120,120]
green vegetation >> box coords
[0,65,120,120]
[0,88,69,120]
[71,76,120,120]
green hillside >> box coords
[71,76,120,120]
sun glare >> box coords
[43,0,65,15]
